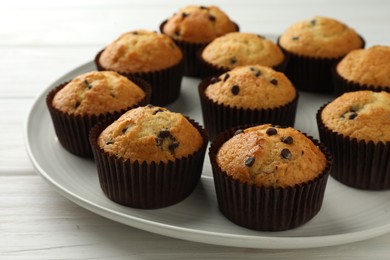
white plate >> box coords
[25,61,390,250]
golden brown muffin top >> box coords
[99,30,183,73]
[162,5,237,43]
[201,32,284,69]
[216,124,326,188]
[321,91,390,143]
[98,106,203,163]
[279,16,363,58]
[52,71,145,115]
[336,45,390,87]
[204,65,296,109]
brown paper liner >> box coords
[95,49,184,106]
[332,66,390,96]
[209,126,332,231]
[277,36,365,93]
[197,48,288,79]
[89,118,209,209]
[198,77,298,140]
[46,77,152,158]
[316,105,390,190]
[160,20,240,77]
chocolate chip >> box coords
[310,19,316,26]
[292,36,299,41]
[270,79,278,85]
[132,31,138,35]
[281,148,292,160]
[301,150,305,156]
[349,112,358,120]
[223,73,230,82]
[158,129,172,139]
[281,136,293,144]
[174,30,180,36]
[110,91,116,98]
[249,67,261,77]
[244,156,255,167]
[75,100,80,108]
[231,85,240,95]
[234,129,244,135]
[208,14,216,21]
[168,142,179,153]
[200,6,208,10]
[257,35,265,39]
[210,77,221,84]
[146,104,154,108]
[106,140,114,145]
[121,126,128,134]
[229,57,237,65]
[84,79,92,89]
[153,108,165,115]
[266,127,277,136]
[182,12,189,18]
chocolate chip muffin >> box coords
[90,105,208,208]
[160,5,238,76]
[97,106,203,163]
[317,90,390,189]
[199,32,286,78]
[278,16,364,93]
[47,71,151,158]
[209,124,331,231]
[334,45,390,95]
[95,30,184,105]
[199,65,298,139]
[52,71,146,115]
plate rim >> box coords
[24,60,390,249]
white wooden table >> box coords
[2,0,390,259]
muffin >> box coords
[95,30,184,106]
[198,65,298,140]
[278,16,364,93]
[46,71,151,158]
[334,45,390,95]
[160,5,238,77]
[317,90,390,190]
[89,105,208,208]
[209,124,331,231]
[198,32,286,78]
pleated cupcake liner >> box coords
[277,36,365,93]
[198,77,299,140]
[46,78,152,158]
[332,66,390,96]
[316,105,390,190]
[95,49,184,106]
[197,48,288,79]
[159,20,240,77]
[209,126,332,231]
[89,118,209,209]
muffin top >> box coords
[204,65,296,109]
[336,45,390,87]
[279,16,363,58]
[52,71,145,115]
[99,30,183,73]
[162,5,237,43]
[321,91,390,143]
[97,106,203,163]
[216,124,326,188]
[201,32,284,69]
